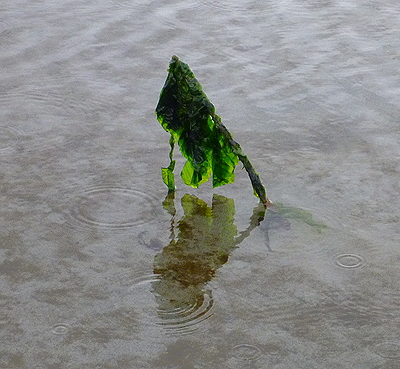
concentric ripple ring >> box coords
[71,187,158,229]
[335,253,365,269]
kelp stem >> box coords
[212,115,269,205]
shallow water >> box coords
[1,0,400,368]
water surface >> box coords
[1,0,400,368]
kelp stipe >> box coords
[156,55,269,205]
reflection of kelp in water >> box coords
[151,194,327,330]
[259,202,328,251]
[152,193,265,329]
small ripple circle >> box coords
[232,343,262,360]
[51,323,71,335]
[71,187,158,229]
[335,253,364,269]
[129,274,214,334]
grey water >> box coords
[1,0,400,368]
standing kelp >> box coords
[156,55,269,205]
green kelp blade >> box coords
[211,117,238,187]
[156,56,268,204]
[156,55,238,189]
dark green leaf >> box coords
[156,56,268,204]
[156,56,238,188]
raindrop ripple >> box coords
[130,274,214,335]
[232,343,262,360]
[156,289,214,335]
[51,323,71,335]
[335,253,365,269]
[71,187,158,229]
